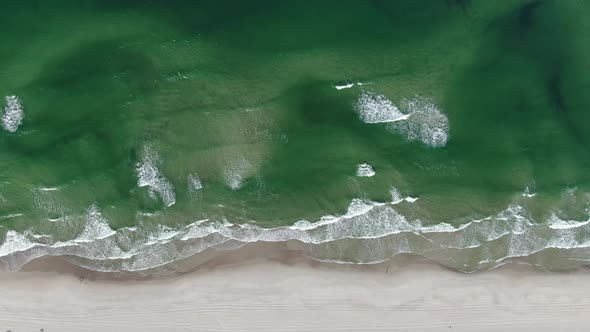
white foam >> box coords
[4,187,590,273]
[152,225,180,241]
[2,96,24,133]
[390,186,417,204]
[334,82,372,90]
[136,145,176,207]
[354,92,410,123]
[0,213,23,220]
[187,173,203,192]
[0,231,35,257]
[416,222,456,233]
[224,157,251,190]
[522,184,537,197]
[344,198,376,218]
[290,219,327,231]
[39,187,60,192]
[76,204,115,242]
[547,213,590,230]
[164,72,197,82]
[146,225,180,245]
[523,188,536,197]
[390,186,403,204]
[356,163,375,177]
[335,83,354,90]
[354,92,449,147]
[387,96,449,147]
[564,186,578,198]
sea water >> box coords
[1,0,590,272]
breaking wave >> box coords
[187,173,203,192]
[3,189,590,273]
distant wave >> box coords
[2,187,590,274]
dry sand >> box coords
[1,255,590,332]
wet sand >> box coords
[1,254,590,332]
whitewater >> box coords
[2,186,590,274]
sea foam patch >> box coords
[76,204,115,242]
[188,173,203,192]
[355,92,449,147]
[354,92,410,123]
[0,231,35,257]
[387,96,449,148]
[2,96,24,132]
[223,157,251,190]
[356,163,375,177]
[137,145,176,207]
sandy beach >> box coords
[1,252,590,332]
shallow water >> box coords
[1,0,590,272]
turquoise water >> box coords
[1,0,590,272]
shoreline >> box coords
[11,238,590,281]
[15,240,417,280]
[5,198,590,274]
[2,245,590,331]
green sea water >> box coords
[2,0,590,271]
